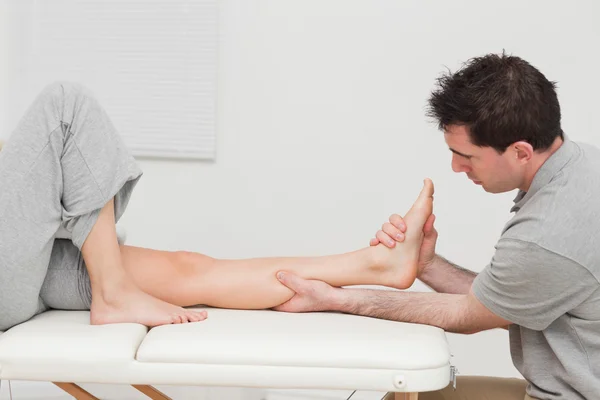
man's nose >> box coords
[451,154,470,173]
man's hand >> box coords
[272,272,342,313]
[370,213,438,278]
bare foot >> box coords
[374,178,434,289]
[90,280,207,327]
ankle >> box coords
[368,245,390,271]
[91,274,137,305]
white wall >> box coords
[2,0,600,398]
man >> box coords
[273,52,600,400]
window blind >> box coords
[28,0,218,160]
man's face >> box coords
[443,125,519,193]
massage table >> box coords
[0,307,454,400]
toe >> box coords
[421,178,434,199]
[172,314,184,324]
[188,310,207,322]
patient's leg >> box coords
[119,179,434,309]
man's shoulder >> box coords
[505,142,600,239]
[501,189,600,276]
[564,140,600,187]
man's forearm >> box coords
[331,289,479,334]
[419,254,477,294]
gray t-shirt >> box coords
[472,137,600,400]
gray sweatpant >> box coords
[0,81,142,331]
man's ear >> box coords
[512,141,534,163]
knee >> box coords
[38,81,96,123]
[174,250,214,266]
[39,80,85,104]
[42,80,89,97]
[172,250,215,278]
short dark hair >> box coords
[426,51,563,153]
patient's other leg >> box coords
[0,81,204,329]
[117,180,434,310]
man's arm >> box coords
[273,272,511,334]
[417,258,511,330]
[336,288,508,334]
[419,254,477,294]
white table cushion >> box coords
[0,308,452,393]
[0,311,147,381]
[138,308,450,369]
